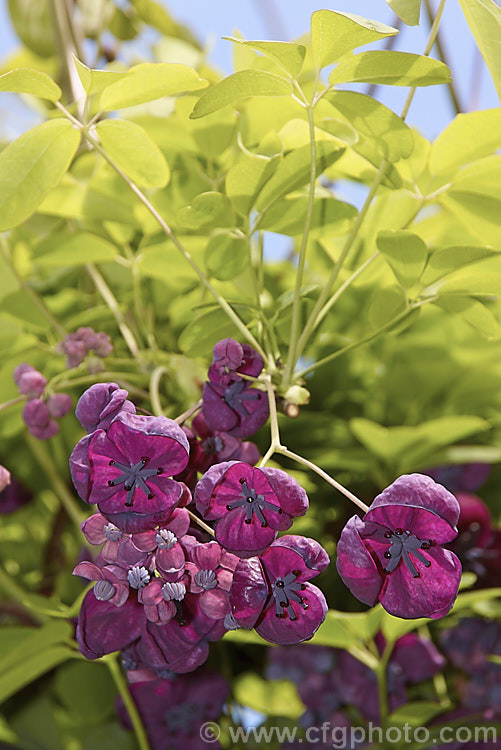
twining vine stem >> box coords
[103,653,151,750]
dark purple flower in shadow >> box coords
[76,589,144,660]
[426,463,491,494]
[73,561,130,607]
[230,535,329,645]
[195,461,308,557]
[70,412,190,533]
[336,474,462,619]
[202,338,269,438]
[75,382,135,433]
[448,493,501,588]
[185,540,238,620]
[117,672,229,750]
[0,472,32,514]
[22,398,59,439]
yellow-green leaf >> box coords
[377,230,428,289]
[223,37,306,77]
[0,120,80,231]
[190,70,292,119]
[178,192,235,231]
[458,0,501,100]
[205,233,248,280]
[311,10,398,68]
[72,55,129,96]
[35,233,118,267]
[386,0,421,26]
[96,119,169,188]
[430,108,501,175]
[329,51,451,87]
[0,68,61,101]
[100,63,208,110]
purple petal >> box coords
[156,543,186,581]
[336,516,383,606]
[369,474,460,529]
[269,535,330,575]
[364,505,458,545]
[194,461,238,519]
[80,513,107,544]
[200,589,230,619]
[76,590,143,659]
[191,540,222,571]
[75,382,136,433]
[202,382,239,432]
[230,556,268,628]
[261,467,309,520]
[255,583,328,645]
[69,434,93,502]
[215,508,277,557]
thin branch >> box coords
[423,0,462,114]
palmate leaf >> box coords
[0,68,61,101]
[190,70,292,119]
[311,10,398,68]
[329,51,450,87]
[0,119,80,231]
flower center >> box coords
[383,528,434,578]
[272,570,307,621]
[223,380,260,417]
[127,565,150,589]
[225,478,283,527]
[107,456,162,507]
[156,529,177,550]
[194,569,218,590]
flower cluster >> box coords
[70,340,330,676]
[56,326,113,369]
[14,363,72,440]
[336,474,462,619]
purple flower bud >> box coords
[90,331,113,358]
[47,393,72,419]
[13,363,35,385]
[0,465,11,493]
[75,382,136,433]
[22,399,60,439]
[17,369,47,398]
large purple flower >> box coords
[336,474,462,619]
[194,461,308,557]
[70,412,190,533]
[230,535,329,644]
[202,338,269,438]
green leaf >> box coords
[205,233,248,280]
[226,152,281,215]
[7,0,55,58]
[234,674,305,719]
[329,51,451,87]
[100,63,208,110]
[72,55,129,96]
[35,232,118,267]
[190,70,292,119]
[255,141,344,212]
[430,109,501,175]
[54,661,116,724]
[420,245,498,287]
[441,191,501,248]
[317,117,359,145]
[389,701,448,727]
[367,285,408,330]
[96,119,169,188]
[423,251,501,297]
[381,611,424,642]
[178,192,234,231]
[376,230,428,289]
[179,307,240,357]
[311,10,398,68]
[386,0,422,26]
[326,90,414,161]
[0,119,80,231]
[0,68,61,101]
[435,296,500,339]
[223,38,306,77]
[457,0,501,100]
[257,194,357,236]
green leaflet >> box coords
[329,51,451,87]
[458,0,501,100]
[376,230,428,289]
[0,119,81,231]
[430,108,501,175]
[0,68,61,101]
[7,0,55,57]
[435,296,500,339]
[234,674,305,719]
[72,56,129,96]
[35,232,118,267]
[223,37,306,77]
[327,90,414,161]
[205,234,249,281]
[311,10,398,68]
[100,62,208,110]
[385,0,422,26]
[96,119,170,188]
[190,70,292,119]
[225,152,282,216]
[178,192,235,231]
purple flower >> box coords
[0,472,32,514]
[73,561,130,607]
[81,512,152,568]
[47,393,72,419]
[138,576,187,625]
[76,589,144,660]
[57,327,113,368]
[117,672,229,750]
[230,535,329,645]
[22,398,59,439]
[75,382,135,433]
[131,507,191,581]
[70,412,190,533]
[202,338,269,438]
[14,364,47,398]
[426,463,491,494]
[336,473,462,619]
[185,540,238,620]
[195,461,308,557]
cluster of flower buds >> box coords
[14,363,72,440]
[56,326,113,369]
[69,340,330,675]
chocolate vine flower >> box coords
[336,473,462,619]
[230,535,329,645]
[194,461,308,557]
[73,561,130,607]
[185,540,238,620]
[75,382,135,434]
[131,507,191,582]
[76,589,144,660]
[202,338,269,438]
[70,412,190,533]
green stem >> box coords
[103,653,151,750]
[55,101,266,362]
[0,236,66,336]
[0,395,25,413]
[376,645,392,726]
[149,366,167,416]
[26,434,87,532]
[187,509,215,537]
[259,376,281,468]
[86,263,147,371]
[283,106,317,387]
[175,400,202,425]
